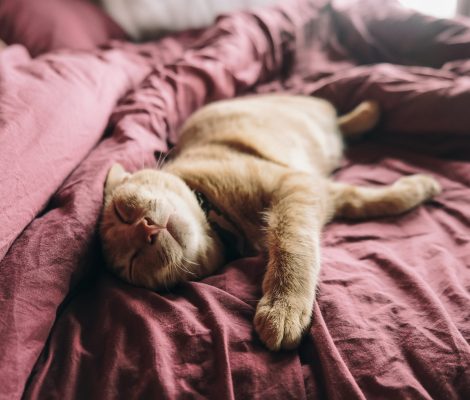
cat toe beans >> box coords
[254,295,312,351]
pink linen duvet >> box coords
[0,0,469,398]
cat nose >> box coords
[137,217,166,244]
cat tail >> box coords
[337,101,380,139]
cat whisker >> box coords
[156,147,175,169]
[175,260,197,277]
[177,264,197,277]
[182,256,199,267]
[156,150,164,169]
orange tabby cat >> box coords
[100,95,440,350]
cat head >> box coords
[100,163,224,290]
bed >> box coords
[0,0,469,398]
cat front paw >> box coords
[254,295,312,351]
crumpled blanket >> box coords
[0,0,469,399]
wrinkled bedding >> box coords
[0,0,469,399]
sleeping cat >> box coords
[100,95,441,350]
[96,0,280,40]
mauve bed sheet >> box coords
[0,0,469,399]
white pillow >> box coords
[98,0,280,40]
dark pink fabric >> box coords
[0,0,469,399]
[0,46,150,260]
[0,0,126,56]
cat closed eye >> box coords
[114,202,131,224]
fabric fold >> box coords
[0,1,469,399]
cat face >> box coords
[100,164,223,290]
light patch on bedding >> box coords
[98,0,280,39]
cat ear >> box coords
[105,163,130,197]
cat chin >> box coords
[104,211,209,289]
[127,233,221,291]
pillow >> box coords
[0,0,126,56]
[98,0,280,40]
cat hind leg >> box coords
[329,174,441,219]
